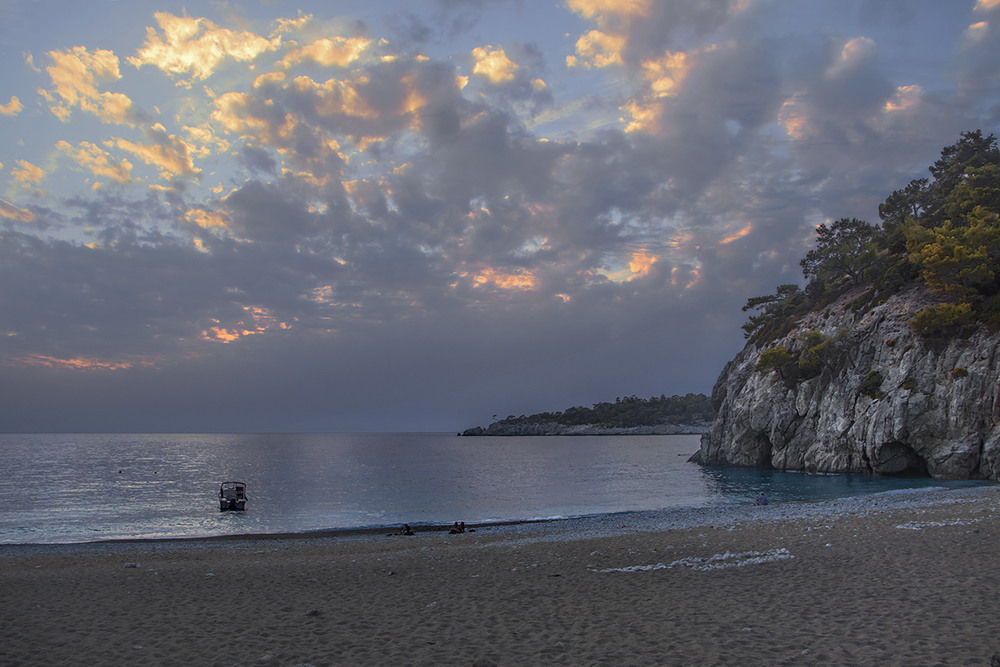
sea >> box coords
[0,432,990,545]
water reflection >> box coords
[698,464,991,506]
[0,432,993,544]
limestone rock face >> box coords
[691,287,1000,480]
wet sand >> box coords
[2,487,999,666]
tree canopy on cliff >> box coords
[744,130,1000,341]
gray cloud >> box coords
[1,1,998,432]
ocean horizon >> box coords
[0,432,990,545]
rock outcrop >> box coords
[691,287,1000,480]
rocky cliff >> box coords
[691,287,1000,480]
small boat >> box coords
[219,481,248,511]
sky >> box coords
[1,0,999,433]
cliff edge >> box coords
[691,287,1000,480]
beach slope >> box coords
[2,488,999,666]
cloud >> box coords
[128,12,281,83]
[826,36,877,78]
[278,36,372,69]
[38,46,138,125]
[567,0,743,67]
[471,46,519,84]
[113,128,201,181]
[11,159,45,188]
[0,199,35,223]
[1,2,999,431]
[56,141,134,184]
[0,96,22,116]
[566,0,651,22]
[271,12,313,36]
[14,353,159,371]
[960,2,1000,98]
[567,30,626,69]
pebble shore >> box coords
[2,485,998,665]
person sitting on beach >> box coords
[756,492,769,506]
[400,524,414,535]
[450,521,462,534]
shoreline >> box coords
[3,485,999,665]
[3,483,993,551]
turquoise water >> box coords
[0,432,988,544]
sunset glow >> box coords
[0,1,995,432]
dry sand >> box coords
[3,487,1000,666]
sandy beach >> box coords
[2,487,999,666]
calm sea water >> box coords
[0,432,988,544]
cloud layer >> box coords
[1,1,999,431]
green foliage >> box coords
[756,346,792,375]
[800,217,880,286]
[909,302,974,336]
[926,129,1000,226]
[880,177,930,251]
[859,370,884,399]
[742,130,1000,345]
[905,209,1000,298]
[741,284,808,341]
[797,331,831,378]
[486,393,714,430]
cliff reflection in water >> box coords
[697,464,992,506]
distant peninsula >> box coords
[461,393,713,436]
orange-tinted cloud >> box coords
[885,84,922,112]
[0,199,35,222]
[965,21,990,44]
[719,222,753,244]
[778,94,809,139]
[671,265,701,290]
[129,12,281,83]
[626,249,657,279]
[39,46,136,124]
[460,264,538,291]
[472,46,519,83]
[0,96,23,116]
[11,159,45,187]
[565,0,651,69]
[213,74,385,151]
[278,36,371,69]
[56,140,134,183]
[620,49,692,133]
[566,0,651,21]
[597,249,659,282]
[186,208,232,231]
[201,306,292,343]
[567,30,626,69]
[114,133,201,180]
[272,13,313,35]
[826,37,876,79]
[14,354,158,371]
